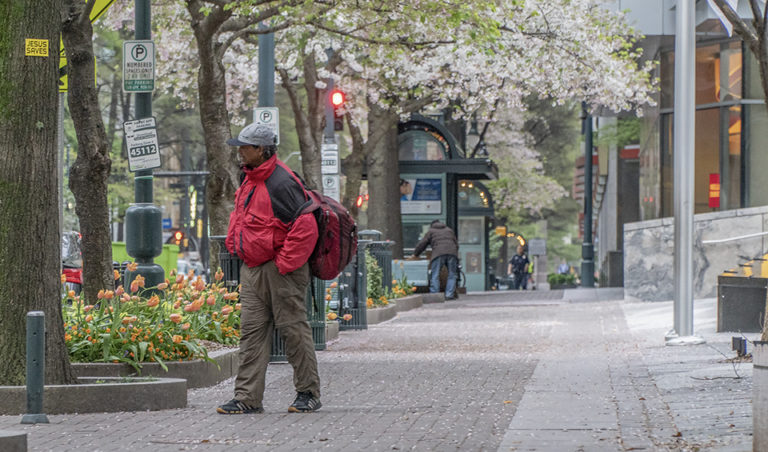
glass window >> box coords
[695,108,721,213]
[458,181,490,209]
[458,219,482,245]
[402,222,431,250]
[746,104,768,207]
[695,41,742,105]
[744,43,763,99]
[660,51,674,109]
[724,106,741,209]
[660,113,674,217]
[398,130,447,161]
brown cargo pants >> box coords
[234,260,320,407]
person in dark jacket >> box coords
[217,122,322,415]
[412,220,460,300]
[508,245,530,290]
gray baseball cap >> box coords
[227,122,277,147]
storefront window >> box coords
[696,41,742,105]
[725,106,742,209]
[694,108,721,213]
[660,51,674,109]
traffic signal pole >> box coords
[124,0,164,289]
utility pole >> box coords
[581,102,594,288]
[124,0,164,288]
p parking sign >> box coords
[123,40,155,92]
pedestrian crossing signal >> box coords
[331,90,345,131]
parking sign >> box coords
[253,107,279,144]
[123,117,161,172]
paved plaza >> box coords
[0,290,755,451]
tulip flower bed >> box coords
[62,265,241,372]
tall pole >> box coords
[581,102,594,288]
[258,23,274,109]
[668,0,703,345]
[124,0,164,289]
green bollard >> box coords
[21,312,49,424]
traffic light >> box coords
[330,89,345,131]
[173,230,184,245]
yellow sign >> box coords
[494,226,507,237]
[25,39,49,57]
[58,0,116,92]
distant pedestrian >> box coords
[217,122,322,415]
[557,259,570,275]
[412,220,460,300]
[508,245,529,290]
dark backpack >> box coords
[300,188,358,280]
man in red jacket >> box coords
[217,122,322,414]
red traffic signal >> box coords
[173,230,184,245]
[330,89,345,131]
[330,90,345,107]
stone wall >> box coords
[623,206,768,301]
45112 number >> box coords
[129,144,157,157]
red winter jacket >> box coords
[225,156,318,274]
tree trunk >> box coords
[366,103,404,258]
[0,0,76,385]
[188,3,239,269]
[62,0,115,303]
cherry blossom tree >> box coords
[107,0,654,258]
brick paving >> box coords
[0,292,755,451]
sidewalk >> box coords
[0,291,755,451]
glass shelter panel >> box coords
[398,130,447,161]
[746,104,768,207]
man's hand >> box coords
[407,255,419,261]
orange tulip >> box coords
[221,305,233,315]
[327,312,338,320]
[214,268,224,282]
[175,273,184,284]
[97,289,105,300]
[85,314,93,322]
[146,295,160,308]
[67,290,76,298]
[115,286,125,296]
[104,290,114,300]
[157,282,168,290]
[234,303,241,311]
[329,281,338,289]
[181,322,191,330]
[61,274,67,284]
[113,269,121,280]
[169,313,182,324]
[126,262,138,272]
[172,335,183,344]
[84,305,94,313]
[206,295,216,306]
[343,313,353,321]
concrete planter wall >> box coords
[71,347,239,389]
[755,341,768,451]
[393,294,423,313]
[366,295,424,325]
[0,377,187,415]
[624,206,768,301]
[326,320,339,342]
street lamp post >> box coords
[581,102,594,288]
[124,0,164,289]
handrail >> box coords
[701,231,768,244]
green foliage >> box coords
[547,273,576,285]
[366,250,385,302]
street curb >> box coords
[71,347,238,389]
[0,377,187,415]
